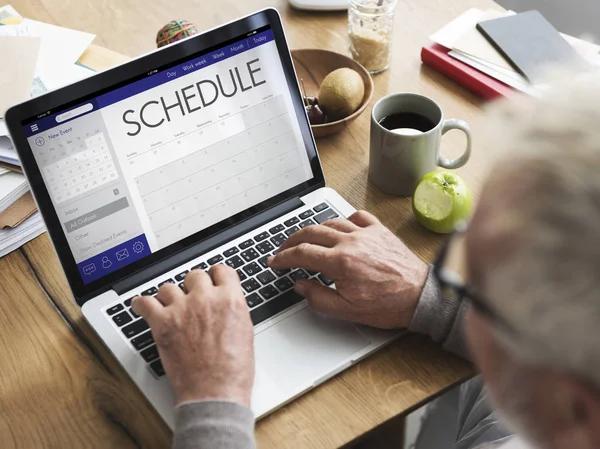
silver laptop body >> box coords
[6,8,399,427]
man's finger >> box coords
[321,218,359,233]
[155,283,184,306]
[185,268,213,292]
[269,243,334,273]
[209,264,239,286]
[294,280,353,320]
[131,295,165,327]
[279,224,343,252]
[348,210,380,228]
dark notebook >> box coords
[476,10,589,84]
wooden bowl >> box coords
[291,49,374,138]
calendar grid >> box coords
[141,128,294,200]
[153,165,306,247]
[45,143,108,178]
[155,165,304,234]
[54,163,118,202]
[41,132,120,205]
[150,146,299,219]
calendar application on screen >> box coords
[24,27,313,284]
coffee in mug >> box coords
[378,112,436,135]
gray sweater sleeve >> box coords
[173,400,256,449]
[409,266,472,361]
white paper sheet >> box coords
[0,20,96,100]
[430,8,489,50]
[0,23,29,36]
[0,4,22,24]
[0,119,8,137]
[0,170,28,212]
[0,35,40,116]
[564,34,600,66]
[20,18,95,87]
[40,63,95,92]
[448,50,545,96]
[0,136,19,166]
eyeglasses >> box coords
[435,227,598,389]
[432,224,517,337]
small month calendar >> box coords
[40,131,118,205]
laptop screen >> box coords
[21,26,314,285]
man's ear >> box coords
[557,378,600,449]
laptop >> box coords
[5,8,398,427]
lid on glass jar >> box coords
[349,0,397,15]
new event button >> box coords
[64,197,129,233]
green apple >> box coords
[412,171,473,234]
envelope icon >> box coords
[116,248,129,261]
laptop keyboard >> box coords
[104,202,338,378]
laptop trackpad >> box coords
[255,307,370,392]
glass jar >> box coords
[348,0,397,74]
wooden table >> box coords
[0,0,503,447]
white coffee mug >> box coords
[369,93,472,197]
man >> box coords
[132,78,600,449]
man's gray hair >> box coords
[472,74,600,389]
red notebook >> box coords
[421,43,515,100]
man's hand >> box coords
[132,265,254,406]
[269,210,428,329]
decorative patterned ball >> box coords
[156,20,198,48]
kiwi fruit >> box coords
[318,68,365,122]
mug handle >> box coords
[437,119,472,169]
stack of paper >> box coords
[0,169,44,258]
[0,170,28,212]
[0,212,45,258]
[0,137,19,167]
[427,8,600,98]
[0,4,96,170]
[0,4,95,257]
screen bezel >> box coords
[5,8,325,302]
